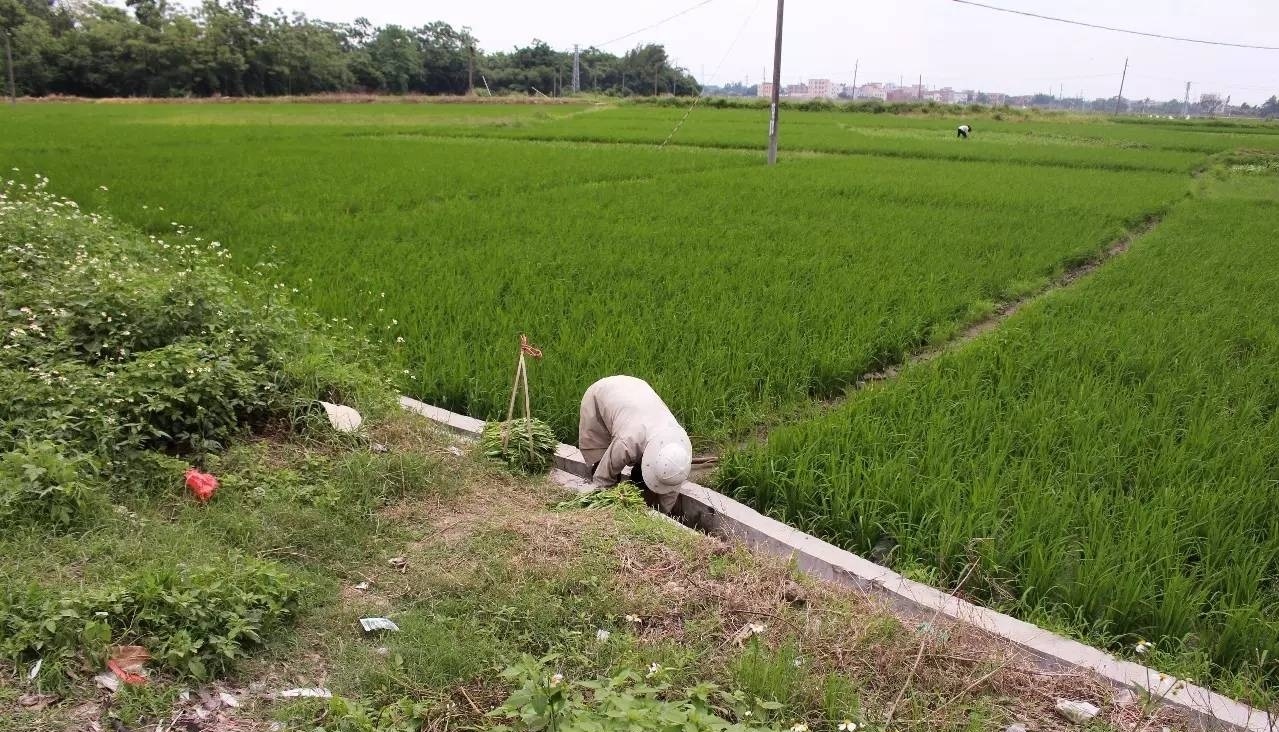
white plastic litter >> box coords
[595,629,610,642]
[359,617,400,633]
[1055,699,1100,724]
[320,401,363,433]
[354,581,370,591]
[279,688,332,699]
[447,445,464,457]
[219,692,239,708]
[27,658,42,680]
[1005,725,1027,732]
[94,672,121,693]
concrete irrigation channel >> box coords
[399,394,1275,732]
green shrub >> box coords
[0,559,302,686]
[489,654,783,732]
[0,176,392,497]
[0,440,103,530]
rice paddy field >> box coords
[3,100,1278,702]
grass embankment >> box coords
[9,409,1184,732]
[720,156,1279,706]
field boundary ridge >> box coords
[398,394,1275,732]
[734,212,1165,453]
[859,214,1160,385]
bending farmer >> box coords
[578,375,692,513]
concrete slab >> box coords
[554,444,592,479]
[398,396,484,437]
[549,468,595,493]
[397,395,1274,732]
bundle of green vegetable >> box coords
[480,418,558,475]
[555,482,645,511]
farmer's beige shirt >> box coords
[578,375,691,489]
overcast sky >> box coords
[278,0,1278,104]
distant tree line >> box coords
[0,0,698,98]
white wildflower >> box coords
[646,662,662,678]
[549,673,564,686]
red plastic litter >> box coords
[107,659,147,686]
[184,468,219,503]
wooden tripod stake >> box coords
[502,334,542,449]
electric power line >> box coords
[951,0,1279,51]
[593,0,718,49]
[1130,71,1277,93]
[660,0,762,148]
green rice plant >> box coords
[482,418,559,474]
[720,166,1279,695]
[0,105,1191,440]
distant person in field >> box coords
[957,123,972,139]
[578,375,692,514]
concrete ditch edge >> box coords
[397,395,1274,732]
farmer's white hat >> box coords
[641,437,691,495]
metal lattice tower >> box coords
[572,45,581,94]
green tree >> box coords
[416,21,472,94]
[0,2,697,99]
[1261,95,1279,118]
[366,24,421,93]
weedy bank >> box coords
[720,157,1279,705]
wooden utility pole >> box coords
[850,58,858,99]
[4,31,14,105]
[467,44,475,96]
[1113,57,1128,116]
[766,0,784,165]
